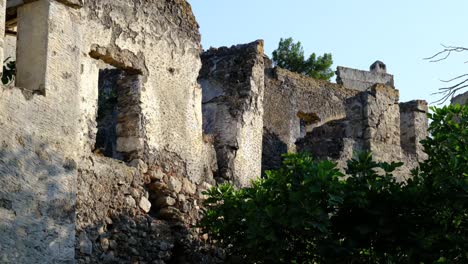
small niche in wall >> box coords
[93,67,144,162]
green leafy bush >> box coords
[407,104,468,262]
[201,105,468,263]
[201,154,345,263]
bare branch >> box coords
[426,45,468,104]
[424,45,468,63]
[431,83,468,104]
[440,73,468,83]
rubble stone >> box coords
[149,170,165,181]
[183,178,197,195]
[79,233,93,255]
[156,196,176,207]
[168,177,182,194]
[125,195,136,208]
[129,159,148,174]
[139,196,152,213]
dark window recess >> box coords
[94,67,144,161]
[95,69,122,160]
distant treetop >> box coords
[272,37,334,81]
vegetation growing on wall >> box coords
[201,104,468,263]
[2,57,16,85]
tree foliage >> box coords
[272,37,334,81]
[201,104,468,263]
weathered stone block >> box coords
[400,100,428,160]
[79,232,93,255]
[129,159,148,173]
[182,178,196,195]
[116,137,144,153]
[168,177,182,194]
[139,196,151,213]
[155,196,176,207]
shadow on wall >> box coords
[262,91,368,175]
[76,210,224,263]
[296,119,348,160]
[0,135,76,263]
[261,129,288,176]
[296,93,367,161]
[0,133,223,263]
[75,153,223,263]
[95,69,121,160]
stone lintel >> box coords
[89,44,147,76]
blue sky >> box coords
[190,0,468,104]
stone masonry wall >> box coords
[76,156,222,264]
[80,0,212,184]
[0,1,82,262]
[263,67,359,172]
[336,66,395,91]
[0,0,432,262]
[363,84,402,163]
[296,83,428,180]
[76,0,220,263]
[452,91,468,105]
[400,100,429,161]
[199,40,265,187]
[1,0,216,262]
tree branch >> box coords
[424,45,468,62]
[426,45,468,104]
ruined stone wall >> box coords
[363,84,402,163]
[452,91,468,105]
[199,41,265,187]
[263,67,359,172]
[76,156,221,263]
[0,1,82,262]
[295,84,403,171]
[400,100,429,161]
[266,65,428,179]
[80,0,212,184]
[76,0,220,262]
[1,0,217,262]
[336,66,394,91]
[0,0,433,261]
